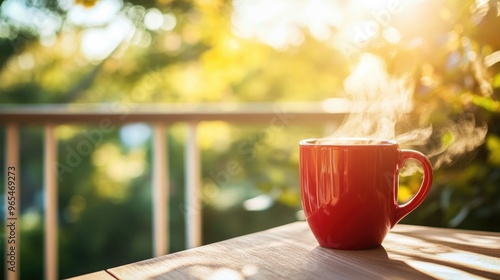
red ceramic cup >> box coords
[299,138,433,250]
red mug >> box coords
[299,138,433,249]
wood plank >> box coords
[65,270,116,280]
[387,224,500,279]
[106,222,500,279]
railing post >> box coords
[185,122,201,248]
[152,123,169,256]
[44,124,58,280]
[5,124,19,280]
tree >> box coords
[1,0,499,278]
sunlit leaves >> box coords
[441,130,455,148]
[198,121,232,152]
[486,134,500,166]
[66,195,87,222]
[469,94,500,112]
[398,165,424,204]
[469,0,491,23]
[278,188,300,207]
[492,69,500,87]
[0,32,98,102]
[91,143,147,201]
[398,185,413,204]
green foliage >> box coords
[487,134,500,166]
[0,0,500,279]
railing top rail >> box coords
[0,101,349,124]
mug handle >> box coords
[391,149,433,228]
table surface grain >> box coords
[68,222,500,280]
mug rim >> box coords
[299,137,398,146]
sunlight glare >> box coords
[207,268,243,280]
[162,13,177,31]
[1,0,62,35]
[406,260,481,279]
[40,31,57,47]
[119,123,152,149]
[231,0,419,50]
[382,26,401,44]
[351,0,395,11]
[241,265,259,277]
[243,194,273,211]
[232,0,342,49]
[67,0,122,26]
[57,0,74,11]
[17,52,35,70]
[81,15,134,61]
[144,8,164,31]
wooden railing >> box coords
[0,102,347,280]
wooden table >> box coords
[69,222,500,280]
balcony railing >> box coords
[1,102,347,280]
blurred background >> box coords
[0,0,499,278]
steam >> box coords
[426,115,487,168]
[329,53,488,170]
